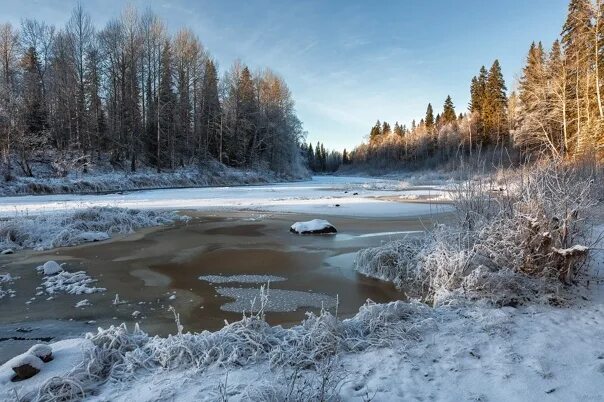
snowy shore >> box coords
[1,171,601,401]
[1,236,602,401]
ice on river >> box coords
[199,274,287,284]
[0,176,452,219]
[215,287,337,313]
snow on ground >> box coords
[0,339,92,397]
[0,176,452,219]
[0,226,601,401]
[0,161,294,197]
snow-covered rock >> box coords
[0,248,14,255]
[27,344,52,362]
[8,354,43,380]
[0,339,91,397]
[36,260,63,276]
[290,219,337,235]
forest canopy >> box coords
[345,0,604,170]
[0,4,306,178]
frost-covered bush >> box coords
[356,162,599,306]
[0,207,186,251]
[27,298,434,401]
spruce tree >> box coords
[21,47,47,137]
[369,120,382,144]
[442,95,456,124]
[483,60,507,143]
[425,103,434,129]
[307,143,315,171]
[382,121,391,136]
[201,59,221,159]
[19,46,47,176]
[157,39,176,171]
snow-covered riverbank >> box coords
[0,176,452,219]
[2,230,602,401]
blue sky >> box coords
[3,0,569,151]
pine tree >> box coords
[21,47,47,136]
[85,47,106,158]
[307,142,315,171]
[442,95,456,124]
[369,120,382,144]
[157,39,176,171]
[393,122,404,137]
[200,58,220,159]
[483,60,508,143]
[19,46,47,176]
[238,66,258,165]
[382,121,391,136]
[425,103,434,129]
[470,66,488,114]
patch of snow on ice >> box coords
[75,299,91,308]
[40,270,106,295]
[0,273,18,300]
[199,274,287,284]
[215,287,336,313]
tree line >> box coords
[0,5,305,179]
[514,0,604,159]
[300,141,350,173]
[348,0,604,170]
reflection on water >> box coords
[0,211,451,337]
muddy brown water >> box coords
[0,209,452,362]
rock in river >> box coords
[290,219,337,235]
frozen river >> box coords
[0,175,452,218]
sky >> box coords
[2,0,570,151]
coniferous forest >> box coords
[333,0,604,171]
[0,4,304,180]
